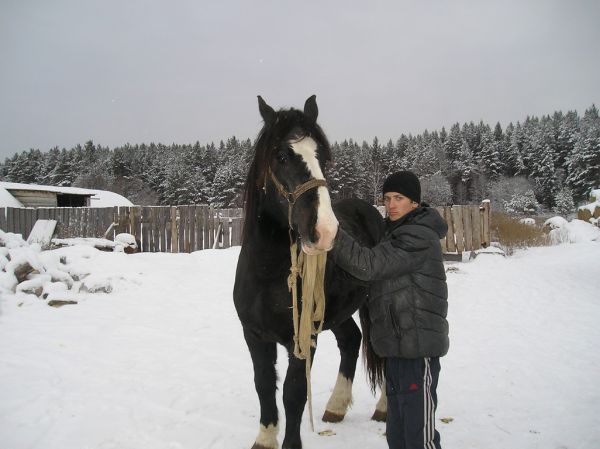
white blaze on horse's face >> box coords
[289,136,339,255]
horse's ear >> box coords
[304,95,318,123]
[258,96,276,127]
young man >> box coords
[329,171,449,449]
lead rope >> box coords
[287,237,327,432]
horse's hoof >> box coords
[322,410,345,423]
[251,444,276,449]
[371,409,387,422]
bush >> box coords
[502,190,540,215]
[487,176,536,212]
[491,212,549,255]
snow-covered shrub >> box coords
[554,187,575,217]
[519,218,536,226]
[487,176,536,213]
[544,217,600,244]
[502,190,540,216]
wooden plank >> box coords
[6,208,15,234]
[471,206,482,250]
[27,219,57,248]
[140,207,149,252]
[154,207,162,252]
[435,206,447,252]
[451,206,465,253]
[157,207,168,253]
[208,206,215,248]
[163,207,170,252]
[202,206,210,250]
[444,207,456,253]
[231,217,242,246]
[222,218,230,248]
[462,206,473,251]
[179,206,188,253]
[23,209,31,238]
[91,208,99,237]
[195,206,204,250]
[130,206,142,245]
[188,205,196,252]
[0,208,6,231]
[170,206,178,253]
[481,201,491,248]
[177,206,183,252]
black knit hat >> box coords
[382,171,421,203]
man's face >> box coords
[383,192,418,221]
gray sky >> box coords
[1,0,599,160]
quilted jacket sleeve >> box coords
[329,226,429,281]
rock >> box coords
[13,261,36,284]
[48,300,78,308]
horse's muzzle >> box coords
[301,218,338,255]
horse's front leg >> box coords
[281,344,315,449]
[322,318,361,422]
[244,329,279,449]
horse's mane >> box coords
[242,108,331,243]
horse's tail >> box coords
[358,304,385,394]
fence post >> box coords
[481,201,491,247]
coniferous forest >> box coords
[1,105,599,215]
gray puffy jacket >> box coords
[330,206,449,359]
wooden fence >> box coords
[436,202,491,253]
[0,206,244,252]
[1,202,490,254]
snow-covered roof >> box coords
[0,182,134,208]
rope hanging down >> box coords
[287,240,327,432]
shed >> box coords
[0,182,134,208]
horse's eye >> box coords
[276,151,288,164]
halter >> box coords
[265,166,328,230]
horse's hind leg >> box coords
[244,330,279,449]
[372,383,387,422]
[322,318,362,422]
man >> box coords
[329,170,449,449]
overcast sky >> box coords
[1,0,599,160]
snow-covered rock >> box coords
[519,218,536,226]
[544,217,600,244]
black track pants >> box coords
[385,357,442,449]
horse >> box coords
[234,95,386,449]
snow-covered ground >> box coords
[1,239,599,449]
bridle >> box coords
[265,166,328,231]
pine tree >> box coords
[478,129,503,179]
[554,187,575,217]
[566,105,600,200]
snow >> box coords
[544,217,600,244]
[1,241,599,449]
[518,217,535,226]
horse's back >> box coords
[333,198,385,248]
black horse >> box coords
[234,96,385,449]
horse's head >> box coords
[249,95,338,255]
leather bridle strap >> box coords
[266,167,328,229]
